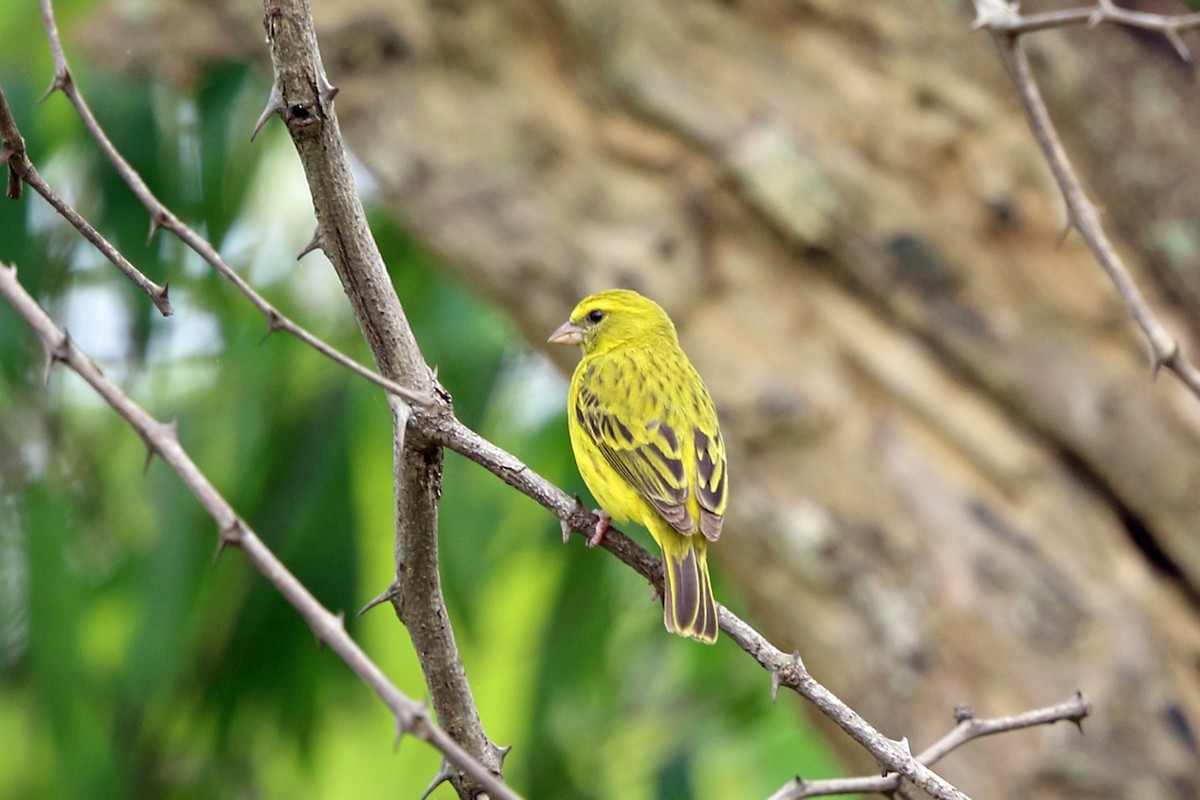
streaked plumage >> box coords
[549,289,727,643]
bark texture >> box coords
[84,1,1200,796]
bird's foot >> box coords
[587,510,612,548]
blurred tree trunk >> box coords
[85,0,1200,796]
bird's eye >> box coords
[587,309,604,323]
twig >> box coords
[972,0,1200,61]
[33,0,432,410]
[426,415,973,800]
[766,693,1092,799]
[972,1,1200,399]
[0,262,520,800]
[0,86,172,316]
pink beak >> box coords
[548,320,584,346]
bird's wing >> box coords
[692,405,726,542]
[575,354,725,538]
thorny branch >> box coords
[972,0,1200,61]
[766,693,1092,799]
[0,87,171,316]
[255,0,505,796]
[972,0,1200,400]
[425,416,1021,800]
[0,1,1103,798]
[0,263,520,800]
[33,0,432,410]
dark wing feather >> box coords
[574,355,696,535]
[693,424,726,541]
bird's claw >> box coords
[587,510,612,548]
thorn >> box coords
[141,420,177,473]
[38,70,71,104]
[393,721,406,753]
[395,407,409,455]
[156,282,172,316]
[6,164,21,201]
[146,212,165,245]
[1055,218,1074,247]
[953,703,975,723]
[43,329,72,386]
[1151,340,1178,380]
[296,227,322,259]
[158,418,181,443]
[879,736,912,777]
[587,509,612,548]
[214,517,246,561]
[260,310,286,344]
[419,757,455,800]
[1070,690,1090,733]
[771,649,804,702]
[251,83,283,142]
[1164,28,1194,63]
[317,68,339,102]
[395,701,424,752]
[493,742,513,767]
[562,495,589,543]
[358,581,402,617]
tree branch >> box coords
[0,86,171,316]
[32,0,432,410]
[424,415,1001,800]
[973,1,1200,399]
[7,3,1102,796]
[972,0,1200,61]
[767,693,1092,799]
[0,262,521,800]
[255,0,504,795]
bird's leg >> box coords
[587,509,612,548]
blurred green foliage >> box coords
[0,3,846,798]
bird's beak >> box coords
[548,320,584,346]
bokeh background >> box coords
[8,1,1200,798]
[0,1,842,798]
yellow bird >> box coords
[549,289,727,643]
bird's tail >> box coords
[659,532,718,643]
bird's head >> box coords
[547,289,677,356]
